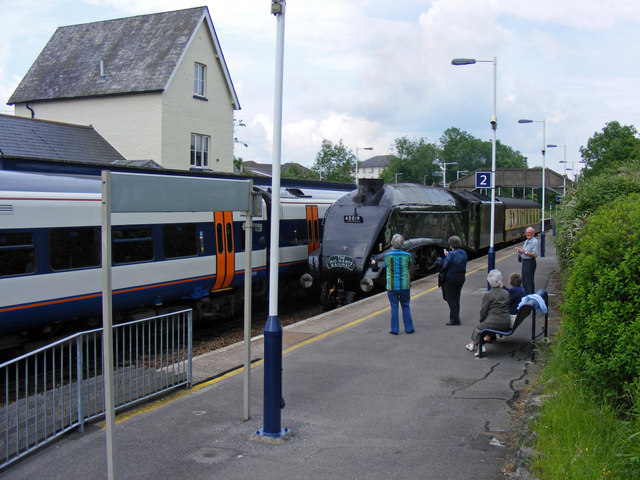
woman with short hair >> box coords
[466,269,510,356]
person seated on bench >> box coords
[503,272,526,327]
[466,269,511,356]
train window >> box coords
[112,227,153,264]
[216,223,224,254]
[163,224,197,258]
[50,227,100,271]
[0,232,36,277]
[226,222,233,251]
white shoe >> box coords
[465,343,475,351]
[474,346,487,357]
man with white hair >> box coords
[516,226,539,294]
[385,234,415,335]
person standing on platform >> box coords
[516,226,539,294]
[385,234,415,335]
[440,235,468,326]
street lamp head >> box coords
[451,58,476,65]
[518,119,533,124]
[362,147,373,151]
[546,144,558,148]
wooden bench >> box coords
[477,290,548,361]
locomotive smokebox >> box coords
[355,178,384,204]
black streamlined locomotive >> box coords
[300,179,541,310]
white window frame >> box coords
[190,133,210,168]
[194,63,206,97]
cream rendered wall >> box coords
[162,21,235,172]
[14,94,162,162]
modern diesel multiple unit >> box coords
[0,170,350,344]
[301,179,541,309]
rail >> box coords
[0,309,192,470]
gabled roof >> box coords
[360,155,389,168]
[7,7,239,109]
[0,114,126,164]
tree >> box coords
[439,127,528,181]
[311,139,355,183]
[282,163,317,180]
[380,137,440,185]
[580,121,640,179]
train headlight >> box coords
[370,257,379,272]
[360,277,374,292]
[300,273,314,289]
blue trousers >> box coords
[387,289,414,333]
[521,258,537,295]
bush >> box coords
[561,193,640,402]
[554,160,640,273]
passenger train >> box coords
[300,179,541,309]
[0,170,350,345]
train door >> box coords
[305,205,320,254]
[212,211,235,290]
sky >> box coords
[2,0,640,178]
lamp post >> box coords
[546,144,567,195]
[441,162,458,188]
[451,56,497,275]
[395,172,403,183]
[518,118,546,257]
[355,146,373,187]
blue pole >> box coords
[261,315,285,436]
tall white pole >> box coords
[488,57,497,275]
[260,0,287,438]
[541,120,546,257]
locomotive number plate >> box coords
[327,255,356,271]
[343,215,363,223]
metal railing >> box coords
[0,309,192,470]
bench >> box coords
[477,289,549,361]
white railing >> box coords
[0,309,192,470]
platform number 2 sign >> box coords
[475,171,491,189]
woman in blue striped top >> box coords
[385,234,415,335]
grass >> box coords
[529,344,640,479]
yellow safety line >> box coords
[104,250,517,427]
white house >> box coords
[358,155,389,179]
[7,7,240,173]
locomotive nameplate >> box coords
[327,255,356,271]
[343,214,363,223]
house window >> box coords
[191,133,209,167]
[194,63,206,97]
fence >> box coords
[0,309,192,470]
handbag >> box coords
[518,255,522,263]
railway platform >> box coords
[2,239,559,480]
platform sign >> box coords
[475,171,491,189]
[102,171,251,480]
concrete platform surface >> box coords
[2,240,559,480]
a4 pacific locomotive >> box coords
[300,178,541,309]
[0,169,350,347]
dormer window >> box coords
[194,63,206,98]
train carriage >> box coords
[0,170,348,343]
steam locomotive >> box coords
[300,179,541,309]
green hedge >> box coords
[561,193,640,402]
[554,161,640,273]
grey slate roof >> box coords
[359,155,389,168]
[8,7,239,108]
[0,114,126,164]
